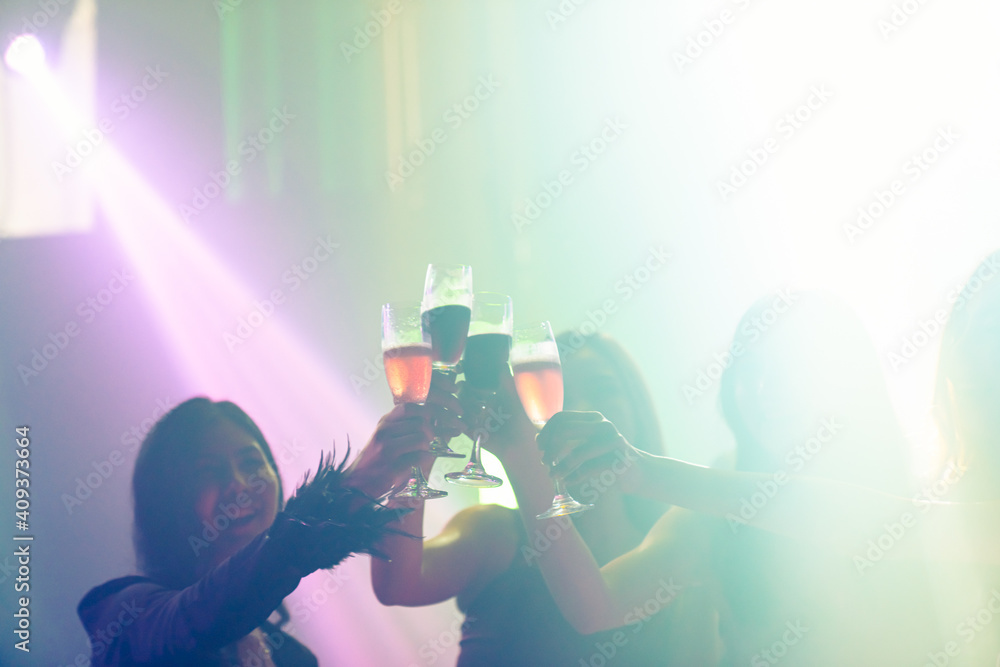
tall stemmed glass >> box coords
[512,321,593,519]
[445,292,512,487]
[421,264,473,459]
[382,303,447,499]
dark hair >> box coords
[132,397,283,588]
[933,250,1000,479]
[556,331,665,457]
[718,290,911,494]
[556,331,666,533]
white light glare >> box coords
[4,34,46,77]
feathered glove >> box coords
[261,448,414,576]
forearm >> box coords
[370,500,433,606]
[635,455,921,549]
[82,532,304,665]
[500,445,623,634]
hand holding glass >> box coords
[421,264,473,458]
[381,303,447,499]
[511,322,593,518]
[445,292,512,488]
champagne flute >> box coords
[445,292,512,487]
[511,321,593,519]
[421,264,473,458]
[381,303,447,499]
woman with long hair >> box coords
[505,292,951,664]
[78,397,456,666]
[371,333,722,665]
[528,257,1000,663]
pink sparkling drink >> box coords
[383,344,433,403]
[513,359,563,425]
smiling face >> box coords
[188,419,280,563]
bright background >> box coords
[1,0,998,664]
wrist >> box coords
[343,468,380,498]
[494,433,543,468]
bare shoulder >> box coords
[443,505,521,607]
[443,503,519,540]
[435,504,521,568]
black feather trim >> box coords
[267,444,415,573]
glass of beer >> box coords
[445,292,512,487]
[421,264,473,458]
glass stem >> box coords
[468,432,483,467]
[465,400,489,468]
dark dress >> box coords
[78,531,317,667]
[456,510,702,666]
[78,453,403,666]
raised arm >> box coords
[80,456,405,665]
[371,374,520,607]
[475,376,709,635]
[542,413,1000,564]
[371,499,520,607]
[501,442,710,634]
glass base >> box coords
[429,438,466,458]
[445,465,503,488]
[391,468,448,499]
[536,494,594,519]
[393,483,448,499]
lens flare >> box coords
[4,34,46,77]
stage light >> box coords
[4,33,46,77]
